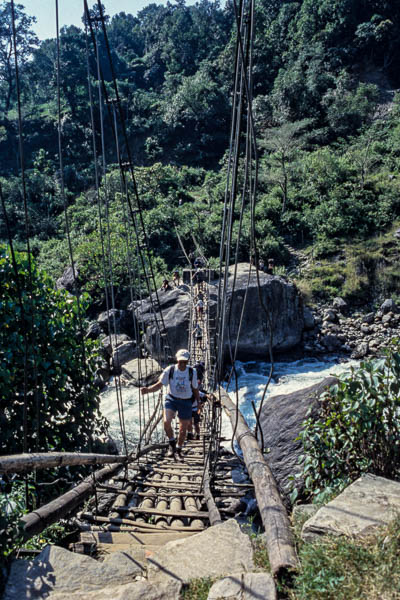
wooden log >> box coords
[115,506,209,520]
[133,480,200,490]
[219,387,299,577]
[136,491,204,498]
[201,462,222,526]
[21,442,168,542]
[21,462,124,541]
[0,452,128,474]
[80,512,203,532]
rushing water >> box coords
[100,356,358,449]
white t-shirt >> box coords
[160,365,198,399]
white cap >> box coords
[176,349,190,361]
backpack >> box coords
[169,365,194,385]
[169,365,195,400]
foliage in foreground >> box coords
[293,342,400,504]
[287,515,400,600]
[0,244,108,455]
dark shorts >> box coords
[192,411,201,424]
[165,396,193,420]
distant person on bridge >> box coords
[193,323,203,343]
[195,297,204,317]
[194,256,204,268]
[266,258,275,275]
[140,349,199,459]
[172,270,180,286]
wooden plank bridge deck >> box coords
[73,427,247,558]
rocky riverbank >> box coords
[302,297,400,359]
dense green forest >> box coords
[1,0,400,306]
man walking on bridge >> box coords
[140,349,199,459]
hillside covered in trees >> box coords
[1,0,400,306]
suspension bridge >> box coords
[1,0,300,593]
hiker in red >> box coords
[140,349,199,459]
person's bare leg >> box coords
[164,408,176,439]
[178,418,191,447]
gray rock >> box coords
[362,313,375,325]
[97,308,135,335]
[101,334,132,356]
[136,263,304,361]
[49,580,181,600]
[112,341,138,370]
[360,324,371,334]
[222,264,303,355]
[135,287,190,363]
[381,299,397,314]
[323,309,338,323]
[260,377,339,500]
[351,341,369,359]
[56,265,79,293]
[207,572,276,600]
[121,358,162,386]
[86,321,103,339]
[302,474,400,541]
[394,228,400,239]
[320,334,342,351]
[382,313,393,325]
[147,519,254,584]
[3,545,145,600]
[332,297,348,313]
[94,360,110,388]
[303,306,315,330]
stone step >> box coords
[97,544,162,562]
[79,529,197,546]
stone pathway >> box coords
[3,520,276,600]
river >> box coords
[100,356,358,450]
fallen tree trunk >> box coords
[0,452,127,474]
[21,442,167,541]
[219,387,299,577]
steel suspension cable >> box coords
[86,0,172,367]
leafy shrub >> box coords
[295,344,400,502]
[0,245,107,455]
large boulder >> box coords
[56,265,80,293]
[133,287,190,362]
[111,342,138,370]
[302,474,400,541]
[380,298,397,314]
[101,334,132,356]
[260,376,339,500]
[2,544,162,600]
[121,358,162,387]
[97,308,135,336]
[218,264,304,358]
[134,264,303,361]
[146,519,255,585]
